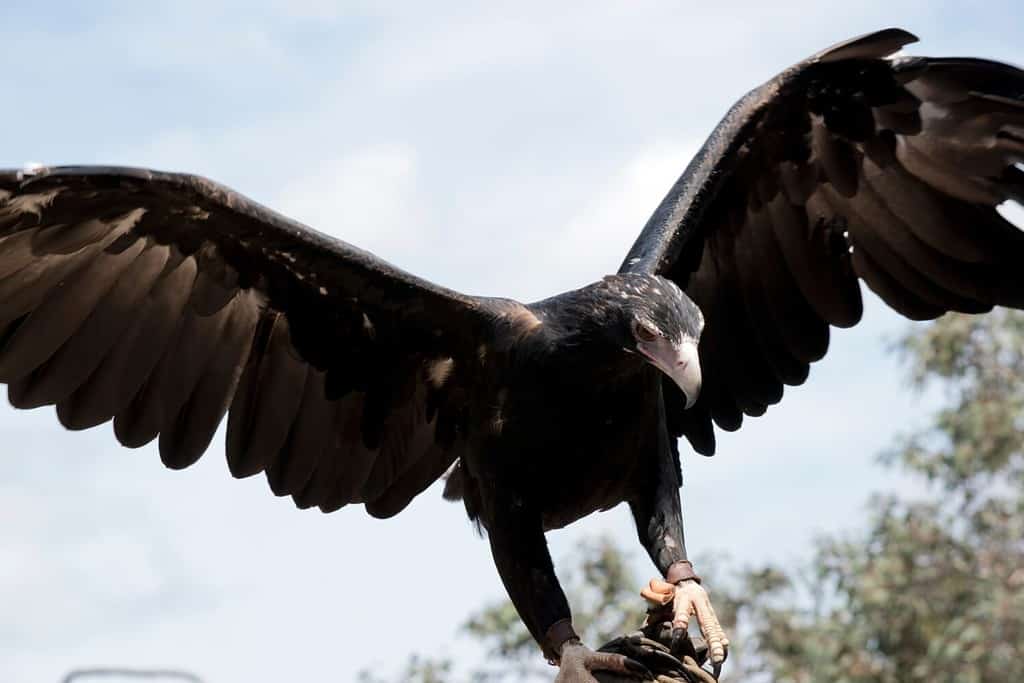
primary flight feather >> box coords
[2,28,1022,681]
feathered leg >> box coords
[485,497,650,682]
[630,429,729,674]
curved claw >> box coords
[682,655,719,683]
[555,641,652,682]
[641,577,730,670]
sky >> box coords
[1,2,1023,681]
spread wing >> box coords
[0,165,501,517]
[619,29,1024,455]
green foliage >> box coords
[890,309,1024,493]
[358,655,454,683]
[734,312,1024,683]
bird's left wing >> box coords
[0,166,505,517]
[619,29,1024,455]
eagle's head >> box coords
[596,273,704,408]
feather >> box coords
[740,206,833,363]
[813,28,918,63]
[314,414,364,513]
[279,388,351,499]
[704,299,770,417]
[903,66,992,105]
[812,122,859,197]
[32,210,142,255]
[7,241,165,408]
[0,229,43,280]
[268,370,333,499]
[159,290,261,469]
[873,107,922,135]
[321,395,377,509]
[674,394,716,455]
[294,431,342,510]
[366,444,453,519]
[1001,165,1024,204]
[36,244,170,403]
[869,159,1010,263]
[59,254,197,431]
[115,286,237,449]
[0,237,145,383]
[721,325,779,413]
[712,244,783,410]
[777,162,817,204]
[854,176,998,305]
[188,264,239,317]
[768,194,860,329]
[226,313,309,478]
[361,379,433,503]
[0,250,85,330]
[896,135,1003,205]
[851,243,944,320]
[818,185,987,313]
[733,215,812,385]
[708,375,744,432]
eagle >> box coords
[2,28,1022,681]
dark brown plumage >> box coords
[2,28,1023,681]
[622,29,1024,458]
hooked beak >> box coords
[637,337,702,408]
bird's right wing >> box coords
[619,29,1024,455]
[0,165,516,517]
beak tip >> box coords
[674,340,702,410]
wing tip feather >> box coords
[815,28,919,64]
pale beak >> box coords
[637,337,702,408]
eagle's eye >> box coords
[634,321,659,343]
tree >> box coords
[358,656,454,683]
[733,311,1024,682]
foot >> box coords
[641,578,729,674]
[554,640,652,682]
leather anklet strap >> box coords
[666,560,702,585]
[543,618,579,662]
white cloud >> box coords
[274,144,427,250]
[549,139,701,288]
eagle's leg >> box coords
[485,501,650,681]
[630,467,729,672]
